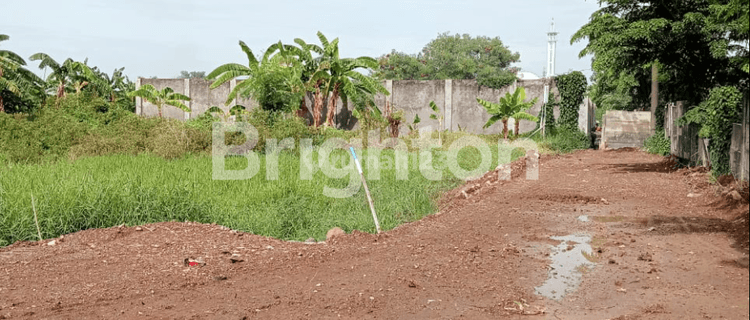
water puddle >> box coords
[577,215,589,222]
[535,234,595,301]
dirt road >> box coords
[1,149,748,319]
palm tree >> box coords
[477,87,539,140]
[128,84,190,118]
[0,34,42,113]
[29,53,90,98]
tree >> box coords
[85,66,136,111]
[314,32,387,127]
[0,34,43,113]
[374,32,521,89]
[477,87,539,140]
[178,71,206,79]
[706,0,749,74]
[207,41,304,113]
[572,0,748,109]
[29,53,91,98]
[588,68,636,112]
[284,37,326,126]
[127,84,190,118]
[428,101,444,146]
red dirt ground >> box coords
[1,149,748,319]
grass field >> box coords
[0,144,521,246]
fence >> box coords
[729,91,749,181]
[135,78,597,137]
[665,93,749,180]
[664,101,709,166]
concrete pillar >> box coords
[229,79,237,109]
[741,91,749,181]
[385,80,393,111]
[135,78,142,115]
[444,80,452,131]
[184,78,191,120]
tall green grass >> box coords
[0,145,520,246]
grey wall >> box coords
[601,110,654,150]
[729,91,749,181]
[665,101,710,167]
[666,92,749,180]
[136,78,590,136]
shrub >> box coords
[539,127,590,153]
[678,86,742,176]
[555,71,587,130]
[644,131,671,156]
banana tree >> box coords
[29,53,91,98]
[208,40,303,113]
[315,32,388,128]
[477,87,539,140]
[284,37,326,126]
[428,101,444,145]
[128,84,190,118]
[1,34,42,112]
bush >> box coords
[555,71,587,130]
[678,86,742,176]
[539,127,590,153]
[644,131,671,156]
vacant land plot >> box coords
[0,149,747,319]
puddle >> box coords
[535,234,595,301]
[577,215,589,222]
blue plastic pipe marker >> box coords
[350,147,381,233]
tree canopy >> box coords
[573,0,749,109]
[178,71,206,79]
[1,34,44,113]
[374,32,520,89]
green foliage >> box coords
[477,87,539,139]
[0,94,208,164]
[572,0,748,108]
[128,84,190,118]
[0,34,44,113]
[542,91,556,131]
[408,113,421,133]
[589,68,636,112]
[537,127,590,154]
[208,41,294,109]
[677,86,742,176]
[555,71,587,130]
[245,58,304,112]
[643,131,671,156]
[178,70,206,79]
[0,147,499,245]
[209,33,385,123]
[428,101,444,145]
[374,32,520,89]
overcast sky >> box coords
[1,0,601,81]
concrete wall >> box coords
[601,110,654,149]
[729,91,749,181]
[665,101,710,167]
[578,97,596,134]
[136,78,595,136]
[136,78,189,120]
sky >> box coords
[1,0,602,81]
